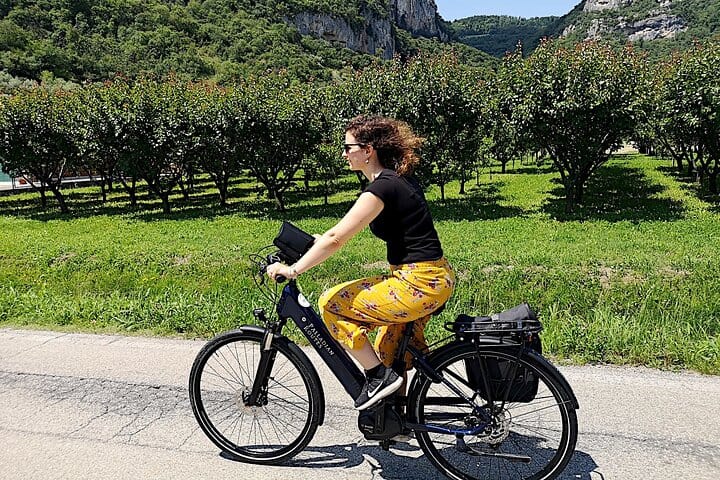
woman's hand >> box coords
[266,262,296,282]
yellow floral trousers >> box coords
[318,257,455,370]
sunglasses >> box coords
[343,143,365,153]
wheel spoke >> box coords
[190,333,320,463]
[412,346,577,480]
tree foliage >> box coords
[238,74,325,211]
[645,40,720,192]
[330,52,485,199]
[2,38,720,214]
[503,40,648,212]
[0,88,81,212]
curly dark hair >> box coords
[344,115,424,176]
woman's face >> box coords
[343,131,366,171]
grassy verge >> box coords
[1,154,718,374]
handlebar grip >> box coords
[275,274,287,283]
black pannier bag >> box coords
[450,303,542,403]
[273,221,315,264]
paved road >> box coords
[1,328,719,479]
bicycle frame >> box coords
[276,280,366,398]
[247,279,493,438]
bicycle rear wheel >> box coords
[409,343,577,480]
[189,328,323,464]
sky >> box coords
[434,1,581,21]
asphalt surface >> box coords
[1,328,719,479]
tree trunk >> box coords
[178,179,190,201]
[273,189,285,211]
[100,175,108,203]
[160,192,171,214]
[39,187,47,210]
[49,185,69,214]
[217,181,228,207]
[576,181,585,205]
[128,183,137,208]
[440,182,446,201]
[564,186,577,213]
[675,154,684,173]
[121,177,138,208]
[709,159,719,194]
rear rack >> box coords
[444,308,544,349]
[446,315,543,336]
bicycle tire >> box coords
[408,343,578,480]
[189,328,323,464]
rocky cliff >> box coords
[583,0,634,12]
[288,0,446,59]
[562,0,687,42]
[291,10,395,59]
[390,0,447,40]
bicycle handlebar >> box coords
[257,252,288,284]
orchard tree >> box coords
[239,74,324,211]
[661,41,720,192]
[121,78,198,213]
[0,88,82,213]
[505,40,648,212]
[187,84,244,207]
[639,54,699,177]
[77,80,133,203]
[482,71,525,175]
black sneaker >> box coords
[354,365,403,411]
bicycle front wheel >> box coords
[189,328,323,464]
[409,343,577,480]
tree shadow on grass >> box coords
[541,163,686,222]
[504,162,556,176]
[429,182,525,221]
[0,176,527,223]
[656,164,720,211]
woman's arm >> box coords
[266,192,384,280]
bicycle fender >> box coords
[524,349,580,410]
[235,325,327,425]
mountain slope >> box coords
[0,0,492,86]
[448,15,558,56]
[450,1,720,59]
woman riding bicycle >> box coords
[266,114,455,411]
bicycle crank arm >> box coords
[455,436,531,463]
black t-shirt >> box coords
[364,169,443,265]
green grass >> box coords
[1,154,719,374]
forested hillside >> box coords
[0,0,372,84]
[448,15,558,56]
[0,0,490,88]
[450,0,720,60]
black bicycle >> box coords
[189,223,579,480]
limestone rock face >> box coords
[571,0,686,41]
[390,0,448,40]
[288,0,447,59]
[583,0,634,12]
[290,11,395,59]
[624,14,687,41]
